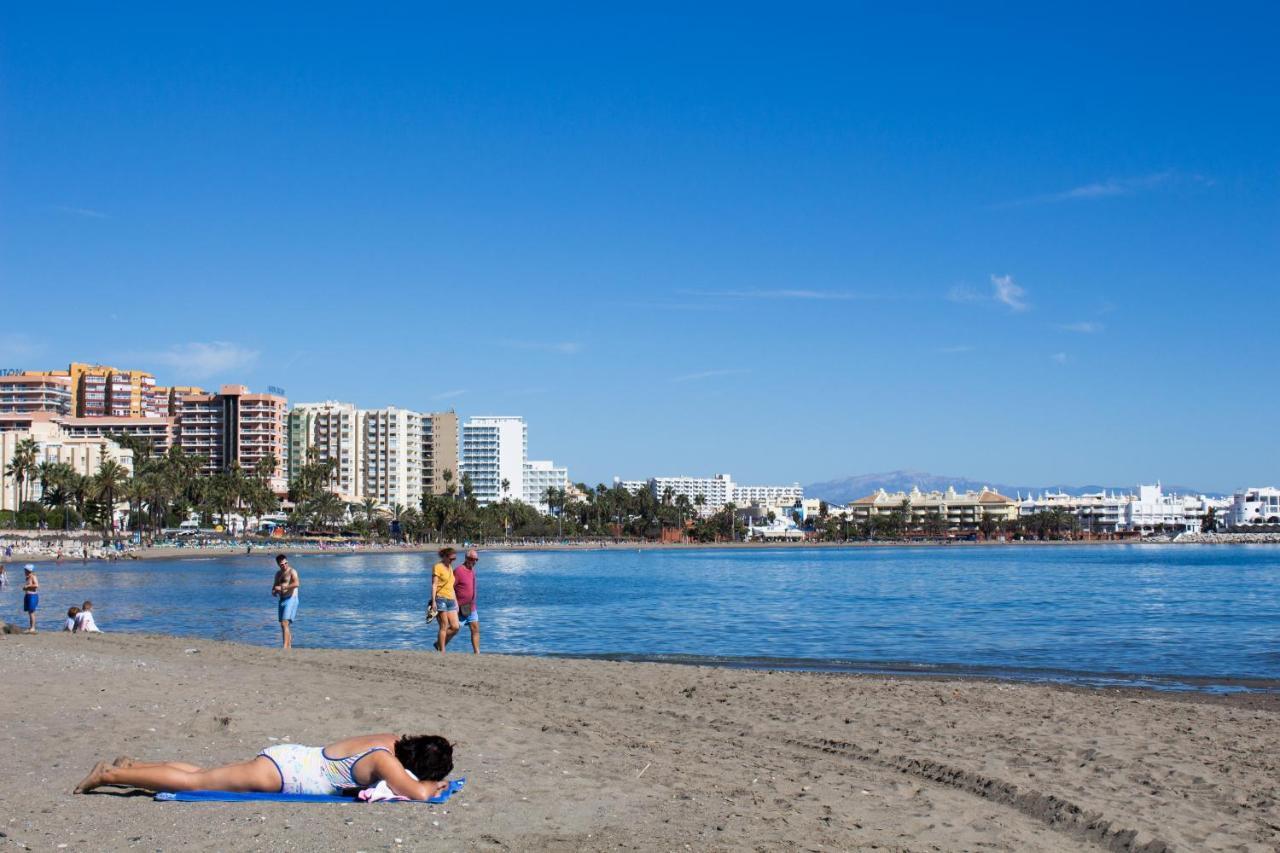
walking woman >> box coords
[430,547,459,652]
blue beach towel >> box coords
[155,778,465,804]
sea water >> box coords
[14,544,1280,692]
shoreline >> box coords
[4,534,1277,564]
[5,632,1277,850]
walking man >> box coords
[271,554,300,649]
[448,549,481,653]
[22,564,39,633]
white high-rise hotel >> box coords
[461,416,569,510]
[461,416,528,505]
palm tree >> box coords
[90,458,130,541]
[5,436,39,512]
[361,497,380,539]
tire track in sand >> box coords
[785,736,1171,852]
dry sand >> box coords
[2,634,1277,852]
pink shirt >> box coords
[453,564,476,608]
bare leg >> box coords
[76,756,280,794]
[436,612,449,653]
[26,611,36,633]
[114,757,203,772]
[469,621,480,654]
[280,619,292,649]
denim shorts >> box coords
[434,597,458,613]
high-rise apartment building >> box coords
[361,407,422,509]
[287,402,363,500]
[176,385,287,492]
[461,416,528,506]
[153,385,205,417]
[69,363,160,418]
[0,372,73,415]
[422,410,459,497]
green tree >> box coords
[89,457,131,540]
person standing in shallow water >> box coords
[272,554,300,649]
[448,549,480,653]
[22,565,39,633]
[430,547,459,653]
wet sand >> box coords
[3,633,1278,851]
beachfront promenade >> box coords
[4,632,1276,851]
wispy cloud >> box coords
[681,289,873,302]
[1059,321,1104,334]
[1050,352,1069,365]
[432,389,467,400]
[49,204,108,219]
[500,340,582,355]
[147,341,259,379]
[0,334,44,361]
[672,368,746,383]
[990,274,1029,312]
[995,171,1212,208]
[946,285,982,304]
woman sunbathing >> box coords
[74,733,453,800]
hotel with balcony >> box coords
[287,402,363,501]
[361,407,422,510]
[422,410,460,497]
[0,371,73,415]
[176,385,288,492]
[461,416,528,506]
[849,486,1018,529]
[620,473,803,517]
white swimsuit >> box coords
[258,744,389,795]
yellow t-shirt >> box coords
[432,562,456,600]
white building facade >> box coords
[1226,487,1280,526]
[624,473,804,518]
[1017,484,1231,534]
[524,459,570,512]
[461,416,528,506]
[1,420,134,512]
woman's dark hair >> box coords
[395,735,453,781]
[438,547,456,560]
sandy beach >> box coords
[1,634,1276,851]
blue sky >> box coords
[2,4,1277,491]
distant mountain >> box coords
[804,470,1214,505]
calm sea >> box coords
[13,545,1280,692]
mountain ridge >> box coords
[804,470,1215,505]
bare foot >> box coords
[74,761,110,794]
[112,756,136,768]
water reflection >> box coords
[9,545,1279,686]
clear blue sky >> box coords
[2,4,1276,491]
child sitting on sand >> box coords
[64,606,80,631]
[73,601,100,633]
[75,733,453,800]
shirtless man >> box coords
[271,554,300,649]
[22,564,39,633]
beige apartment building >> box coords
[362,407,422,509]
[176,385,287,493]
[848,485,1017,530]
[0,419,134,512]
[422,410,459,496]
[287,401,363,501]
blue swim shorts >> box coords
[458,607,479,626]
[23,593,38,613]
[434,597,458,613]
[278,592,299,623]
